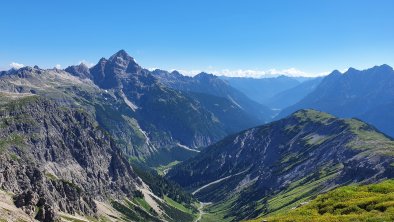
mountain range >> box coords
[152,69,273,128]
[277,65,394,137]
[1,50,394,221]
[1,50,276,167]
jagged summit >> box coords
[194,72,216,79]
[325,65,393,78]
[0,66,44,79]
[170,70,183,76]
[369,64,393,73]
[88,50,139,73]
[329,69,342,76]
[108,49,135,63]
[345,67,359,74]
[343,64,393,75]
[76,62,89,69]
[65,62,91,79]
[85,50,144,88]
[106,50,140,72]
[98,57,108,63]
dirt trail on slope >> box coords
[192,169,249,195]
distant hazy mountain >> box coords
[220,75,301,105]
[167,109,394,221]
[266,77,323,109]
[152,69,273,125]
[277,65,394,137]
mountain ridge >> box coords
[167,109,394,221]
[277,64,394,137]
[1,50,275,167]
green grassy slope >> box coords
[250,180,394,222]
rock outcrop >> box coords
[0,96,142,221]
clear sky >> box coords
[1,0,393,77]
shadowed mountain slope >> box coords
[277,65,394,137]
[167,109,394,221]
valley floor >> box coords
[195,202,212,222]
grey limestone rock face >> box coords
[0,96,142,220]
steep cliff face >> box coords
[0,96,141,221]
[167,110,394,221]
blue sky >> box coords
[1,0,393,77]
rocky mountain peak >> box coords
[77,62,89,69]
[98,57,108,63]
[194,72,216,80]
[369,64,393,73]
[65,63,91,79]
[152,69,186,80]
[170,70,183,77]
[344,67,360,75]
[329,69,342,76]
[87,50,144,88]
[108,49,139,70]
[109,49,133,61]
[3,66,44,78]
[342,65,393,76]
